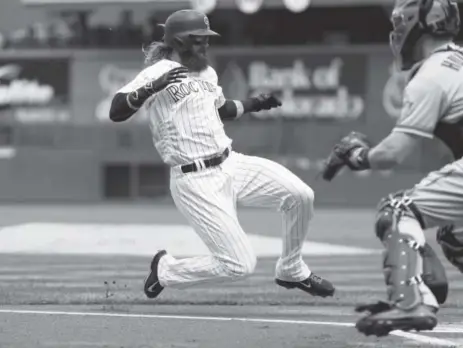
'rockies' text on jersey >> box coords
[117,59,231,166]
[394,43,463,159]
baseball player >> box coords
[320,0,462,337]
[109,10,335,300]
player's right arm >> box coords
[322,73,447,179]
[109,67,188,122]
[365,76,447,167]
[349,75,446,171]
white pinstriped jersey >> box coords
[117,59,231,166]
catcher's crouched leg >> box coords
[376,195,448,305]
[437,224,463,273]
[356,194,438,336]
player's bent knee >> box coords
[219,255,257,278]
[221,261,255,278]
[374,191,424,242]
[375,201,400,244]
[303,186,315,205]
[375,204,394,242]
[375,192,449,304]
[280,185,314,217]
[292,185,315,209]
[437,225,463,273]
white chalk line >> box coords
[391,331,460,347]
[0,309,460,347]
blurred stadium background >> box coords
[0,0,457,206]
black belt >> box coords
[181,148,230,174]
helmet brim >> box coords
[158,24,220,37]
[187,28,220,37]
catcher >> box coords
[321,0,463,337]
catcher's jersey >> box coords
[393,43,463,158]
[117,59,231,166]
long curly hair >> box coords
[142,41,174,66]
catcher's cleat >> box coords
[355,300,438,315]
[355,300,394,315]
[275,273,335,297]
[144,250,167,299]
[355,304,437,337]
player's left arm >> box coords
[209,67,282,120]
[218,95,282,120]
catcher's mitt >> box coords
[321,131,371,181]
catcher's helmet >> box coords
[390,0,460,70]
[160,10,219,48]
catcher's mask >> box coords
[390,0,460,71]
[160,10,220,53]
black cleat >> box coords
[355,305,437,337]
[275,273,335,297]
[143,250,167,299]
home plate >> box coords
[0,223,379,257]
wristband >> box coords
[233,100,244,119]
[126,91,140,111]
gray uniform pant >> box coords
[407,159,463,228]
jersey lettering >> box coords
[166,80,216,103]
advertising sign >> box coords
[95,63,143,123]
[215,51,367,121]
[70,51,147,124]
[0,56,70,123]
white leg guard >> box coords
[397,216,438,309]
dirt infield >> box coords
[0,254,462,347]
[0,205,462,347]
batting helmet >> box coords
[390,0,460,70]
[160,10,220,49]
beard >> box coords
[180,50,209,72]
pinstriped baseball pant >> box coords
[157,151,314,288]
